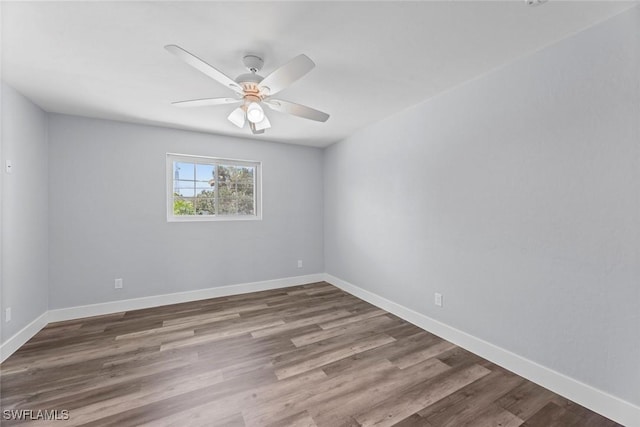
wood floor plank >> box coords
[318,308,387,329]
[141,410,246,427]
[520,402,585,427]
[354,364,492,427]
[551,396,621,427]
[434,345,486,369]
[312,358,451,426]
[495,380,557,421]
[115,314,239,340]
[274,333,396,380]
[250,309,353,338]
[392,339,457,369]
[463,404,524,427]
[391,414,434,427]
[162,304,267,326]
[262,410,318,427]
[0,282,620,427]
[159,319,286,351]
[419,369,524,426]
[290,314,398,347]
[243,359,397,426]
[273,328,393,367]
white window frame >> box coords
[166,153,262,222]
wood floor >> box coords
[0,282,621,427]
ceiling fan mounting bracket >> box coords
[243,54,264,73]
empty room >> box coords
[0,1,638,426]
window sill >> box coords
[167,215,262,223]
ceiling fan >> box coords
[165,45,330,134]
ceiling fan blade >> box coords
[264,99,329,122]
[172,98,242,108]
[227,107,246,128]
[254,115,271,131]
[165,45,244,95]
[258,54,315,96]
[249,122,265,135]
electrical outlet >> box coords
[115,278,123,289]
[434,293,443,307]
[5,307,12,322]
[5,160,13,174]
[297,260,303,268]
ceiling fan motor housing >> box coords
[242,54,264,72]
[235,72,263,85]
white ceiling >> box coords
[1,1,635,147]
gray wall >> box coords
[1,82,49,344]
[324,7,639,405]
[48,115,323,309]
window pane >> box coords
[174,162,194,180]
[196,181,214,191]
[197,189,215,198]
[218,193,254,215]
[218,197,236,215]
[173,198,195,215]
[175,187,195,198]
[195,198,215,215]
[228,165,253,184]
[236,183,254,194]
[236,194,255,214]
[195,163,215,183]
[217,165,230,184]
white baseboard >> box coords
[48,273,325,323]
[0,311,48,363]
[324,273,640,427]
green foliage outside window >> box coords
[173,196,195,215]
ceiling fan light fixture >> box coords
[254,115,271,131]
[246,102,265,123]
[227,107,246,128]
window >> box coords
[166,153,261,221]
